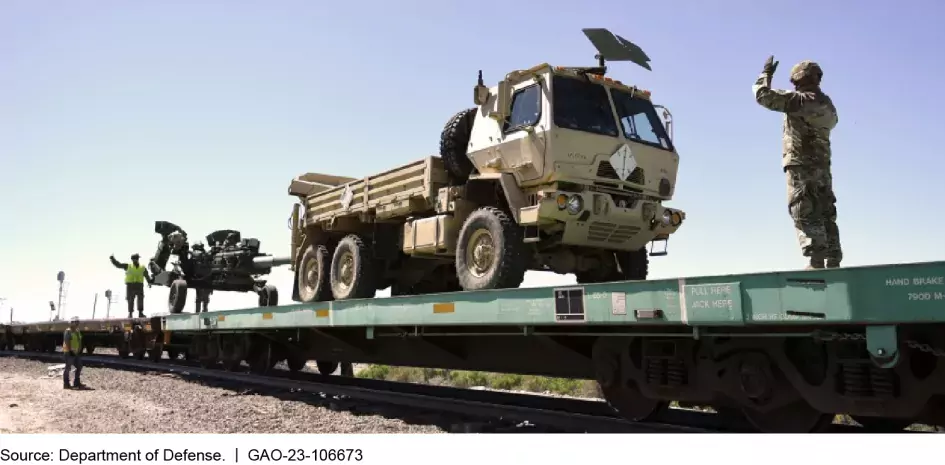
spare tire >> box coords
[439,108,478,181]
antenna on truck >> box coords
[571,28,652,77]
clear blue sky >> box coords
[2,0,942,323]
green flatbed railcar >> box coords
[6,261,945,432]
[157,260,945,432]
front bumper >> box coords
[519,190,685,252]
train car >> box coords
[0,316,171,361]
[4,260,945,433]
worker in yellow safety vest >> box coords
[109,253,153,318]
[62,316,86,389]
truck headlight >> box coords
[662,210,673,225]
[566,195,583,215]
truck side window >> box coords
[504,84,541,132]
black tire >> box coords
[258,284,279,306]
[297,243,333,303]
[439,108,477,181]
[330,234,377,300]
[168,280,188,314]
[617,249,649,281]
[455,207,527,291]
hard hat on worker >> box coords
[131,253,140,260]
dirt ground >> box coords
[0,357,440,434]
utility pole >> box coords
[105,289,113,319]
[56,271,66,320]
[92,293,99,319]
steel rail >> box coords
[2,350,716,433]
[0,351,882,433]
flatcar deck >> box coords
[163,260,945,330]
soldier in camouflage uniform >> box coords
[753,56,841,269]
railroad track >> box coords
[0,351,884,433]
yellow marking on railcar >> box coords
[262,312,273,320]
[314,309,329,318]
[433,302,455,314]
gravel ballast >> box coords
[0,357,441,434]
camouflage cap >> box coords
[790,60,823,83]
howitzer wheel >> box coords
[168,279,188,314]
[258,284,278,306]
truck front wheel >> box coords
[297,243,333,303]
[330,234,378,300]
[456,207,527,291]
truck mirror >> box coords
[654,105,673,141]
[489,80,511,122]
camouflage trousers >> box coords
[785,165,841,262]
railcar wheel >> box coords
[166,348,181,360]
[740,401,833,433]
[316,360,339,375]
[258,284,279,307]
[592,338,666,421]
[330,235,377,300]
[248,343,277,374]
[286,355,307,372]
[297,243,334,303]
[168,280,188,314]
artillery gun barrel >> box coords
[252,256,292,269]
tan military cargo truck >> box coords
[287,28,686,302]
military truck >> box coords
[287,28,686,302]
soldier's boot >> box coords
[826,258,841,269]
[806,255,826,270]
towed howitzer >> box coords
[148,220,291,314]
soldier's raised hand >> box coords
[763,55,779,76]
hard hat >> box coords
[131,253,140,259]
[790,61,823,84]
[70,316,79,323]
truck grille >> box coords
[587,222,641,244]
[597,161,645,185]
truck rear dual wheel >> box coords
[456,207,527,291]
[330,234,378,300]
[297,243,333,303]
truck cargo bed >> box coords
[300,157,449,224]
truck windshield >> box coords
[552,75,619,137]
[610,88,674,152]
